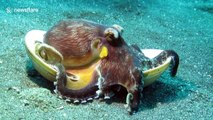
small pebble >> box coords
[8,86,20,94]
[56,106,64,110]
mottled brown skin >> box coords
[44,20,106,56]
[98,36,143,112]
[44,20,108,68]
[44,19,109,100]
[42,19,179,114]
[44,19,144,113]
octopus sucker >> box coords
[25,19,180,114]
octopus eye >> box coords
[104,28,119,42]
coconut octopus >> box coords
[37,19,179,114]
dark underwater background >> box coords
[0,0,212,119]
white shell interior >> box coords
[25,30,46,54]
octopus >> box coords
[36,19,179,114]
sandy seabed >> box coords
[0,0,212,120]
